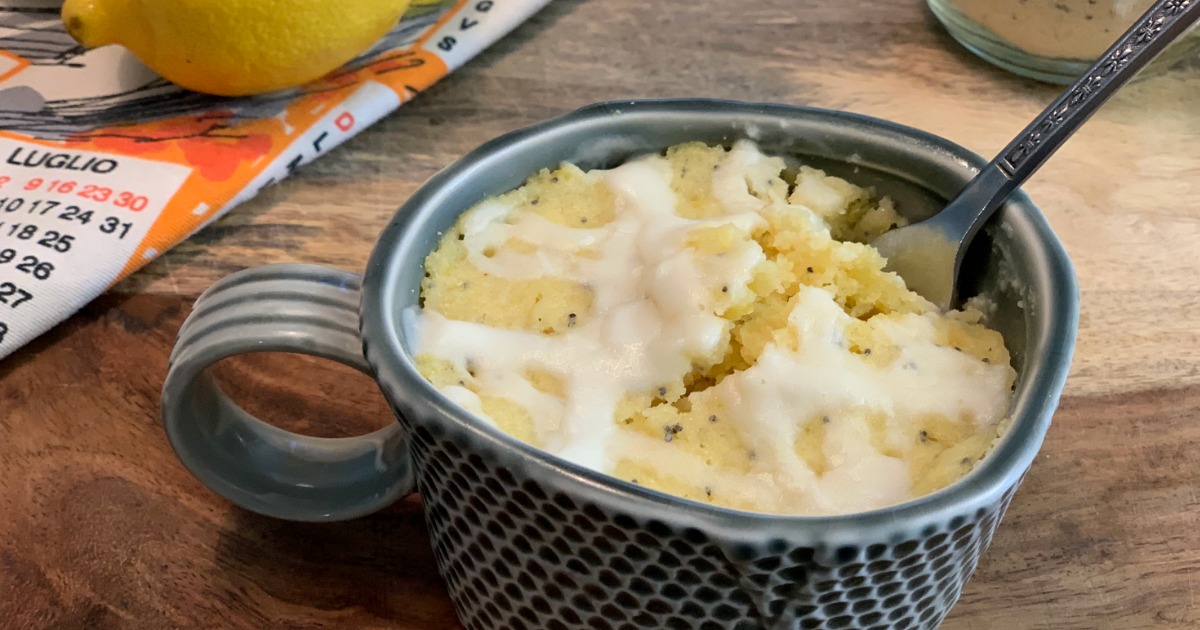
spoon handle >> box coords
[950,0,1200,230]
[999,0,1200,180]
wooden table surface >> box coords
[4,1,1200,628]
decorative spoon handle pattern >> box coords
[998,0,1199,179]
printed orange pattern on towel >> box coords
[0,0,547,360]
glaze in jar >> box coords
[928,0,1200,83]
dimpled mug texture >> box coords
[354,100,1078,630]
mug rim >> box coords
[360,98,1079,531]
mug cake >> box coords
[412,140,1015,517]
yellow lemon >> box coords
[62,0,415,97]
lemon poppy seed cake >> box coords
[413,140,1016,517]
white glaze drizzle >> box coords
[413,141,1012,515]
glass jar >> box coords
[928,0,1200,83]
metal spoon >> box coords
[872,0,1200,310]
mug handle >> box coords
[161,263,413,522]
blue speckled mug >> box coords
[162,99,1078,629]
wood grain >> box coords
[3,0,1199,628]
